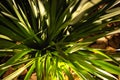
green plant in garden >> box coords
[0,0,120,80]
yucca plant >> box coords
[0,0,120,80]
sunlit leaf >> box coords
[3,60,34,80]
[91,60,120,74]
